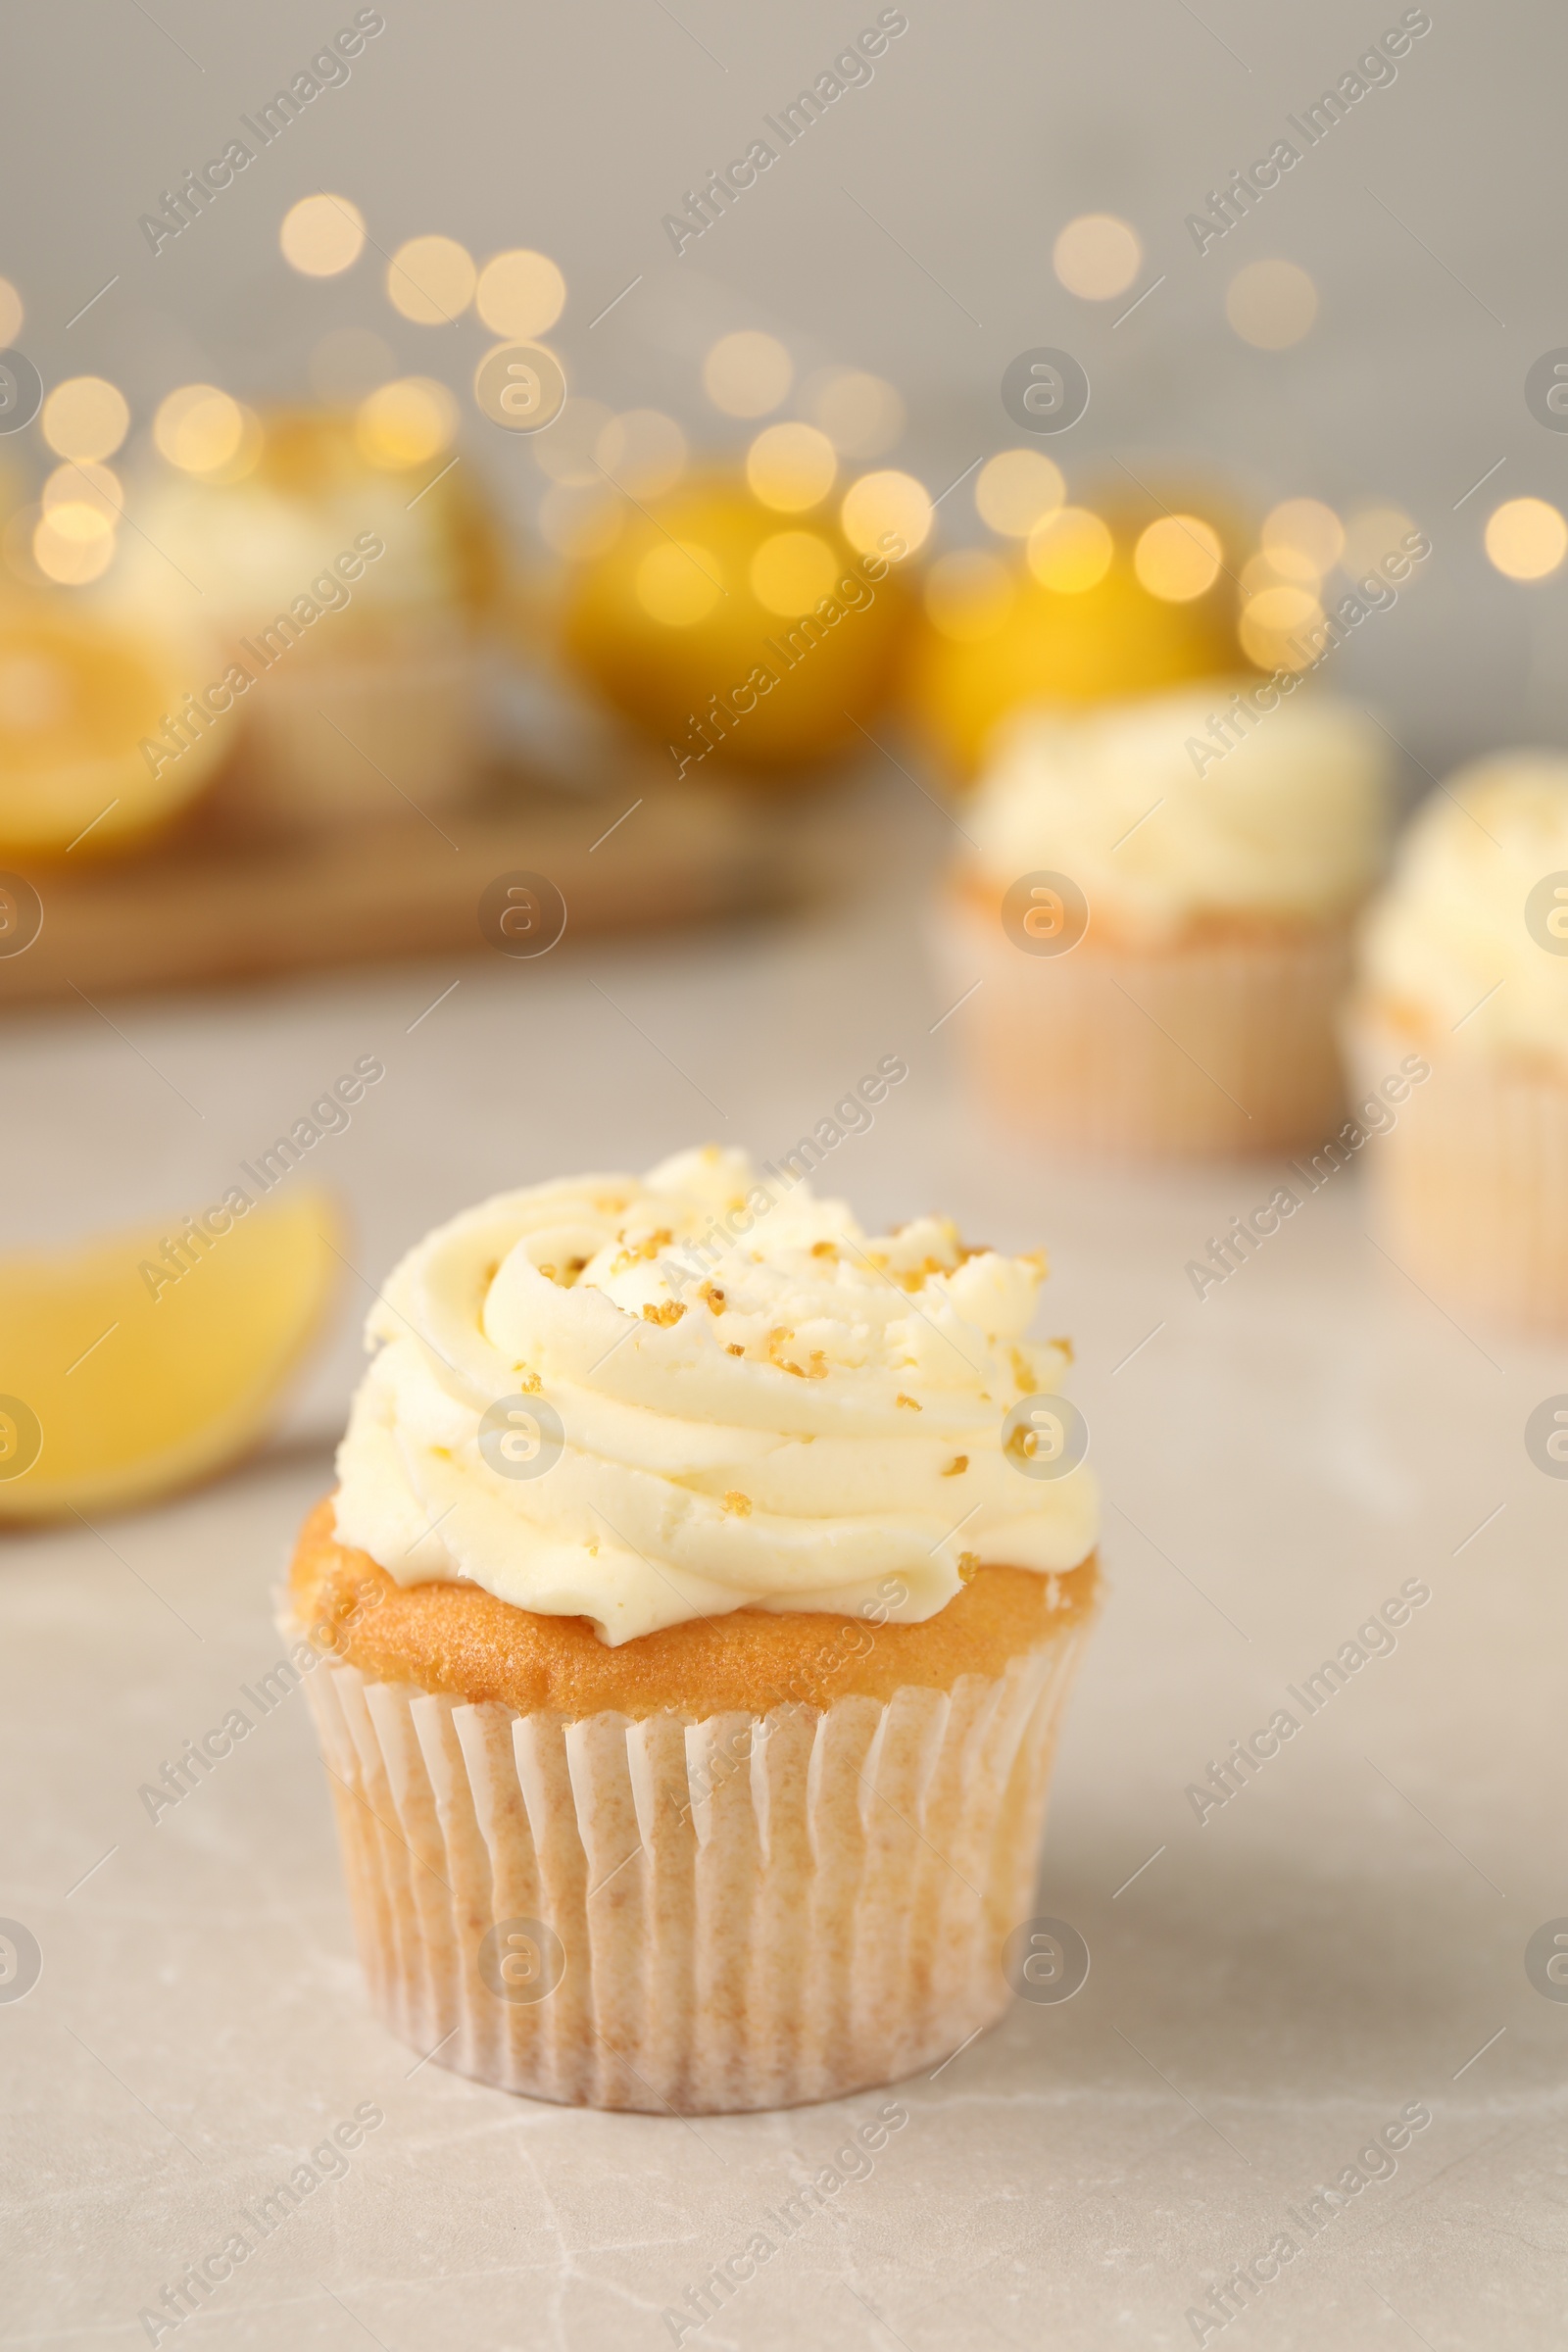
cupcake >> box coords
[939,683,1393,1157]
[1351,754,1568,1332]
[285,1147,1100,2113]
[104,411,497,833]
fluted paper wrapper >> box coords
[1351,1019,1568,1333]
[937,886,1353,1158]
[293,1616,1093,2113]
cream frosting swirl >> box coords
[333,1148,1097,1644]
[967,683,1392,942]
[1358,753,1568,1069]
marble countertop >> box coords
[4,781,1564,2350]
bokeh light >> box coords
[0,278,22,344]
[534,397,614,486]
[804,368,905,458]
[476,249,565,338]
[750,529,839,615]
[154,384,246,473]
[595,410,687,499]
[1485,496,1568,581]
[975,449,1065,538]
[1341,504,1419,577]
[840,469,932,559]
[1239,583,1323,671]
[355,376,458,467]
[386,235,476,324]
[33,504,116,586]
[309,326,395,403]
[1133,514,1224,603]
[1026,506,1114,594]
[1053,213,1142,300]
[635,541,723,625]
[1261,497,1344,582]
[703,331,792,417]
[41,376,130,463]
[280,194,366,276]
[923,549,1018,642]
[746,421,836,512]
[537,483,624,562]
[1226,260,1318,349]
[42,462,121,522]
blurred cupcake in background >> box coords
[1351,755,1568,1332]
[938,682,1393,1158]
[103,393,500,832]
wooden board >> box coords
[0,764,862,1006]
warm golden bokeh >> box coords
[840,469,932,559]
[1261,497,1344,581]
[975,449,1065,538]
[703,331,792,417]
[1134,514,1224,603]
[1026,507,1114,594]
[749,529,839,616]
[41,376,130,463]
[1227,260,1318,349]
[280,193,367,275]
[534,396,613,487]
[1485,496,1568,581]
[476,248,566,338]
[355,376,458,466]
[746,421,836,513]
[804,368,906,458]
[42,462,121,522]
[1053,213,1143,300]
[33,505,116,586]
[1341,503,1420,577]
[154,384,247,473]
[0,276,22,343]
[387,234,477,323]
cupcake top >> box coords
[966,683,1392,943]
[1358,753,1568,1068]
[333,1147,1097,1645]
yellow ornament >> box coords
[561,475,912,775]
[906,509,1245,780]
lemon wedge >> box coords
[0,1186,340,1521]
[0,599,228,858]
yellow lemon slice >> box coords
[0,1185,341,1521]
[0,601,228,858]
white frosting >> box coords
[333,1148,1097,1644]
[103,473,456,636]
[967,684,1393,942]
[1358,753,1568,1069]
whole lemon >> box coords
[561,475,912,775]
[906,509,1246,781]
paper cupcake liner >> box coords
[226,627,485,831]
[937,887,1354,1158]
[1350,1019,1568,1332]
[293,1613,1094,2114]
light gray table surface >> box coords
[3,779,1564,2349]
